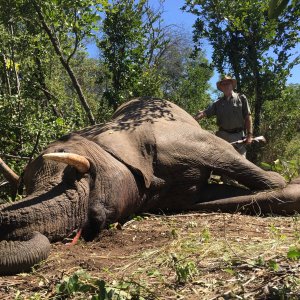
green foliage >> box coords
[260,84,300,163]
[261,84,300,172]
[269,223,287,241]
[0,0,110,125]
[200,227,211,243]
[287,247,300,260]
[153,32,215,129]
[0,95,78,168]
[261,159,299,181]
[98,0,152,109]
[160,47,213,114]
[170,254,198,284]
[268,0,291,18]
[32,0,108,57]
[131,65,164,99]
[268,260,280,271]
[252,256,281,272]
[98,0,172,110]
[133,215,144,221]
[183,0,300,147]
[56,269,145,299]
[29,0,110,124]
[184,0,300,92]
[56,270,93,296]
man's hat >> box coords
[217,75,237,91]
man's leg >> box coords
[215,130,246,184]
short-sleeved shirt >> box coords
[204,92,251,131]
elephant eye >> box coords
[57,148,66,153]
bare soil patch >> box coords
[1,213,300,299]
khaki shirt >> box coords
[204,92,251,131]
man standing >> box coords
[195,75,253,157]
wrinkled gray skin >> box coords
[1,98,300,275]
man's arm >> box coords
[245,114,253,144]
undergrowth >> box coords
[7,213,300,299]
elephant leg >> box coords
[199,184,252,202]
[205,152,286,191]
[191,180,300,215]
[187,132,286,190]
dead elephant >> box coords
[0,97,299,275]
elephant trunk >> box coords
[0,232,50,275]
[0,178,90,275]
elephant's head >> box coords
[0,133,141,275]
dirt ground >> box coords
[0,212,300,299]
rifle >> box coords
[230,136,266,145]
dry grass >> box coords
[1,212,300,299]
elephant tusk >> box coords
[43,153,90,173]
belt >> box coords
[219,127,243,133]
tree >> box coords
[260,84,300,162]
[0,2,30,96]
[169,52,213,114]
[183,0,300,140]
[98,0,170,110]
[156,30,213,114]
[30,0,109,125]
[0,0,62,117]
[0,0,110,187]
[268,0,298,18]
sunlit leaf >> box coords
[287,247,300,260]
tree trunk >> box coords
[0,53,12,95]
[253,77,263,136]
[246,35,264,163]
[229,31,241,92]
[32,1,96,125]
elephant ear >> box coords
[93,122,155,188]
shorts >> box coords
[216,130,246,157]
